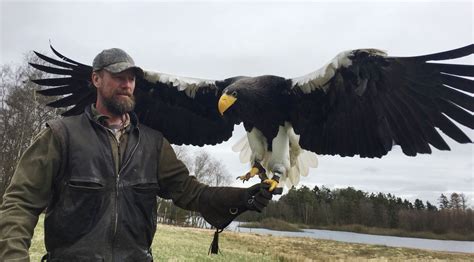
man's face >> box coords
[93,69,136,116]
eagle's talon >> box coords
[237,164,267,182]
[236,174,251,182]
[263,179,279,192]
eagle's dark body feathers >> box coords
[223,76,293,148]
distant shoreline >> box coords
[238,218,474,241]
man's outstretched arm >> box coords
[156,138,272,229]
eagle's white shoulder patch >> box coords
[292,49,387,94]
[143,70,216,98]
[292,50,353,93]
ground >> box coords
[29,216,474,261]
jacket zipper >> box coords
[113,136,120,239]
[87,111,141,260]
[111,127,140,259]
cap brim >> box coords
[104,62,144,78]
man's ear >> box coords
[91,71,101,88]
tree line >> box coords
[238,185,473,236]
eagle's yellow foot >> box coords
[236,167,259,181]
[236,162,266,182]
[263,179,279,192]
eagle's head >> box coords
[218,76,286,116]
[218,78,257,116]
[218,88,239,116]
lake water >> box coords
[227,222,474,253]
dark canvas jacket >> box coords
[44,107,163,261]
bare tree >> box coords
[172,146,233,187]
[459,193,468,211]
[449,193,462,210]
[192,150,231,187]
[0,54,59,201]
[172,145,193,168]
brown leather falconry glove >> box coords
[199,183,276,254]
[198,182,274,229]
[243,183,273,212]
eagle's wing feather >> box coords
[30,48,94,116]
[31,45,240,146]
[289,45,474,158]
[135,73,242,145]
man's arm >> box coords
[0,128,60,261]
[156,138,207,211]
[157,138,272,229]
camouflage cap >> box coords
[92,48,144,77]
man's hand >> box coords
[198,183,283,229]
[243,183,275,212]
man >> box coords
[0,48,273,261]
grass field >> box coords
[30,216,474,261]
[241,218,303,232]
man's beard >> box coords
[102,94,136,115]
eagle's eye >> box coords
[231,91,238,97]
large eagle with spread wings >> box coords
[31,45,473,191]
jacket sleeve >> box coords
[156,138,206,211]
[0,128,61,261]
[156,138,247,229]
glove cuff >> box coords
[199,187,248,229]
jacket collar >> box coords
[84,104,139,130]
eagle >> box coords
[30,44,473,191]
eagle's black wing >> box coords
[289,45,473,158]
[30,45,241,146]
[30,46,95,116]
[134,73,242,146]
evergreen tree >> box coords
[449,193,462,210]
[438,194,449,209]
[414,199,425,210]
[426,201,437,211]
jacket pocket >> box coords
[45,179,107,246]
[132,183,160,193]
[119,183,159,247]
[68,180,105,191]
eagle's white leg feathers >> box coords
[232,122,318,188]
[286,123,318,186]
[232,135,252,163]
[246,127,267,165]
[268,125,290,180]
[231,123,318,188]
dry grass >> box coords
[30,215,474,261]
[217,227,474,261]
[241,218,303,232]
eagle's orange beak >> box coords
[218,93,237,115]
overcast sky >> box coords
[1,0,472,205]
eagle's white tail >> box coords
[284,149,318,188]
